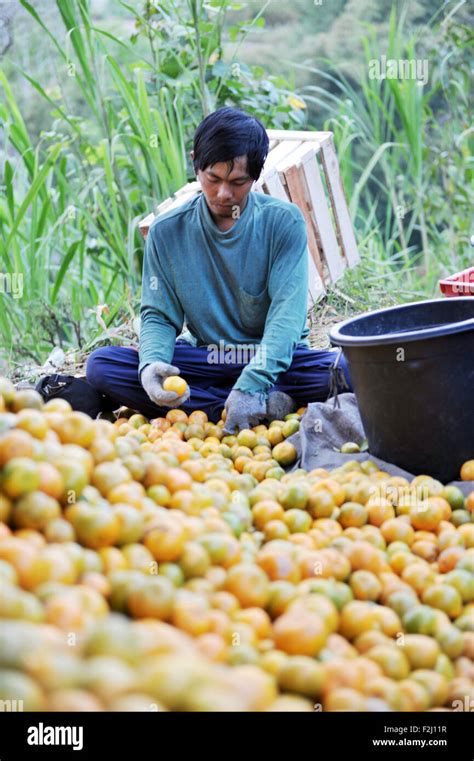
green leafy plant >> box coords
[0,0,307,370]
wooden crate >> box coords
[138,129,359,308]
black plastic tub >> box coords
[329,297,474,482]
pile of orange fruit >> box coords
[0,376,472,712]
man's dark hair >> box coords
[192,107,269,181]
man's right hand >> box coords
[140,361,190,409]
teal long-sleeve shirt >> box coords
[139,190,311,399]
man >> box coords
[86,107,352,432]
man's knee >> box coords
[86,347,115,392]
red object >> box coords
[439,266,474,297]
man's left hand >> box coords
[223,389,267,434]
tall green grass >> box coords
[0,0,190,368]
[298,5,473,303]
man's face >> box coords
[192,153,255,221]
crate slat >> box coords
[273,141,321,170]
[260,167,325,305]
[284,163,325,284]
[156,189,199,216]
[267,129,332,143]
[261,140,303,176]
[174,181,201,197]
[138,212,155,239]
[307,253,326,305]
[262,170,289,202]
[299,149,346,282]
[276,141,346,282]
[320,136,360,267]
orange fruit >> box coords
[172,590,212,636]
[0,377,15,404]
[421,584,463,619]
[89,437,116,464]
[23,545,79,590]
[163,376,188,396]
[411,540,438,562]
[12,491,61,531]
[354,630,391,654]
[339,601,377,640]
[366,497,395,526]
[11,389,43,411]
[409,497,448,531]
[91,461,132,497]
[366,645,410,681]
[179,541,211,579]
[403,605,438,635]
[113,505,145,546]
[349,570,382,601]
[273,610,327,656]
[289,593,339,633]
[339,502,368,528]
[2,457,40,498]
[380,517,415,546]
[72,505,121,550]
[252,500,285,529]
[54,458,89,502]
[43,518,75,543]
[0,429,35,466]
[195,632,227,662]
[343,541,389,575]
[277,656,325,698]
[401,562,436,596]
[15,409,48,439]
[317,478,345,507]
[458,523,474,548]
[264,520,290,541]
[322,657,376,694]
[108,481,146,509]
[265,580,298,619]
[398,679,431,711]
[44,593,91,631]
[236,429,257,449]
[224,563,270,608]
[410,670,449,708]
[50,411,95,447]
[279,483,309,510]
[271,442,297,467]
[324,687,366,711]
[144,519,186,562]
[43,398,72,413]
[402,634,440,670]
[0,495,12,523]
[233,608,272,639]
[127,576,175,621]
[283,509,312,534]
[307,487,334,518]
[460,460,474,481]
[438,546,465,573]
[301,548,348,581]
[37,462,64,500]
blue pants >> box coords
[86,341,352,423]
